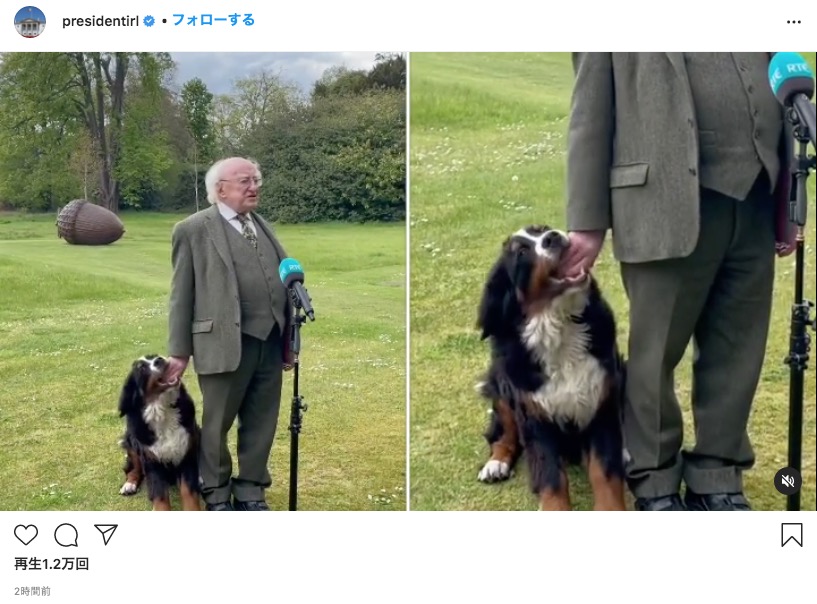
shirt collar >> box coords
[216,201,251,222]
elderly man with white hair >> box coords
[165,156,294,511]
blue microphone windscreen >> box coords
[278,257,304,285]
[768,52,815,103]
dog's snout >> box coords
[541,230,567,250]
[147,356,167,374]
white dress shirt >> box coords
[217,202,257,237]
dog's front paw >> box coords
[478,459,511,483]
[119,481,139,496]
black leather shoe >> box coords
[234,500,270,511]
[205,501,234,511]
[684,491,751,511]
[634,494,686,511]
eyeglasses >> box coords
[220,177,263,188]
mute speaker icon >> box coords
[774,467,802,496]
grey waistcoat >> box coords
[224,221,287,341]
[685,52,782,200]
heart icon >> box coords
[14,524,38,546]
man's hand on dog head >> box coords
[562,230,794,270]
[166,356,190,383]
[561,230,606,278]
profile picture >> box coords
[14,6,45,38]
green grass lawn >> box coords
[0,211,406,511]
[409,52,817,511]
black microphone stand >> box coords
[783,107,816,512]
[288,287,314,511]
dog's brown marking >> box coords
[537,471,572,511]
[144,362,176,401]
[144,373,163,400]
[520,257,586,318]
[125,448,143,488]
[522,256,557,305]
[586,449,626,511]
[179,479,201,511]
[152,497,172,511]
[490,399,520,466]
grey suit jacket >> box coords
[167,204,293,375]
[566,52,795,264]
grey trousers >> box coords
[620,177,776,499]
[197,328,284,504]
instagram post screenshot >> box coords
[1,0,815,602]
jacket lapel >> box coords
[204,204,237,281]
[665,52,686,75]
[666,52,695,112]
[251,211,295,353]
[252,211,288,263]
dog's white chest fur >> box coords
[142,390,189,465]
[522,305,607,430]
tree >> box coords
[67,52,130,212]
[252,88,406,223]
[233,69,303,132]
[211,69,304,157]
[312,54,406,99]
[368,53,406,90]
[0,52,172,213]
[211,95,238,156]
[0,53,86,210]
[181,77,215,211]
[67,130,100,202]
[312,66,370,98]
[114,58,176,210]
[68,52,173,212]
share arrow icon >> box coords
[94,524,118,546]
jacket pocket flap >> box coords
[610,163,649,188]
[191,319,213,334]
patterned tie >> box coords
[236,213,257,249]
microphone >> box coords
[768,52,816,148]
[278,257,315,320]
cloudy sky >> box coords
[169,52,384,96]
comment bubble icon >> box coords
[54,523,79,547]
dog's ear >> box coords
[477,250,518,340]
[118,372,141,417]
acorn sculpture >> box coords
[56,199,125,245]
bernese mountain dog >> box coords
[117,354,201,511]
[475,225,627,511]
